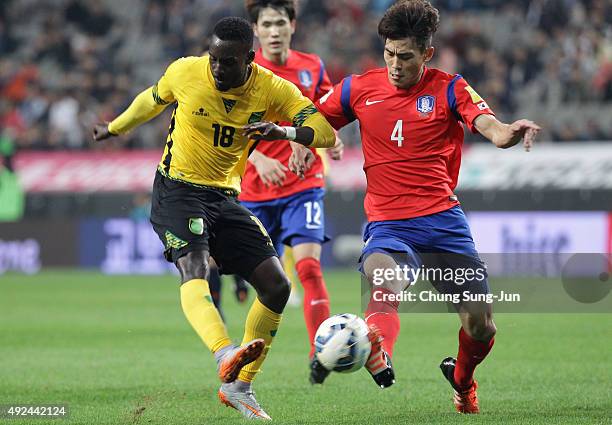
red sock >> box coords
[454,327,495,389]
[364,287,400,357]
[295,258,330,358]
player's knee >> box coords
[467,319,496,341]
[249,257,291,311]
[366,273,406,294]
[176,251,210,283]
[269,273,291,306]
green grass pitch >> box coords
[1,270,611,424]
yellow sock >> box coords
[180,279,232,353]
[238,298,282,382]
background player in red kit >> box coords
[242,0,344,383]
[316,0,540,413]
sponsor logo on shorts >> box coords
[189,217,204,235]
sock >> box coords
[208,268,224,320]
[295,257,330,358]
[365,286,400,357]
[237,297,282,383]
[454,327,495,389]
[180,279,232,353]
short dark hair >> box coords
[212,17,254,46]
[378,0,440,52]
[245,0,296,23]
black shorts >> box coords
[150,171,277,279]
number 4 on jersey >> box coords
[391,120,404,147]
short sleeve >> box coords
[314,76,355,130]
[448,75,494,133]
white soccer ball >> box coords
[314,313,372,373]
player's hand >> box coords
[328,135,344,161]
[288,142,315,179]
[243,122,288,141]
[252,153,288,187]
[93,123,116,142]
[498,119,541,151]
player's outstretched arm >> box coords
[92,86,172,142]
[242,115,335,149]
[243,121,313,144]
[474,114,541,151]
[243,124,317,178]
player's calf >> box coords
[455,315,495,389]
[249,258,291,313]
[295,256,330,358]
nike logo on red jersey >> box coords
[365,99,384,106]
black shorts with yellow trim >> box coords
[150,170,277,279]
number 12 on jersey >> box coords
[391,120,404,147]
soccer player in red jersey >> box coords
[241,0,344,384]
[315,0,540,413]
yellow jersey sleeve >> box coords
[108,60,179,135]
[153,60,178,105]
[267,76,336,148]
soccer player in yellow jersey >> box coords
[93,17,335,420]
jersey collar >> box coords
[255,48,293,69]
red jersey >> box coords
[316,67,494,222]
[239,49,333,202]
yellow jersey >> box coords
[108,56,334,193]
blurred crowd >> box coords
[0,0,610,152]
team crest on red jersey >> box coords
[298,70,313,88]
[417,95,435,114]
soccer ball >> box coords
[314,313,372,373]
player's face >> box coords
[209,36,255,91]
[253,7,295,57]
[383,38,434,89]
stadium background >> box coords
[1,1,611,424]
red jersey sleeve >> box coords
[315,76,356,130]
[313,58,333,102]
[449,75,495,133]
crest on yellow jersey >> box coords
[222,98,237,114]
[248,111,265,124]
